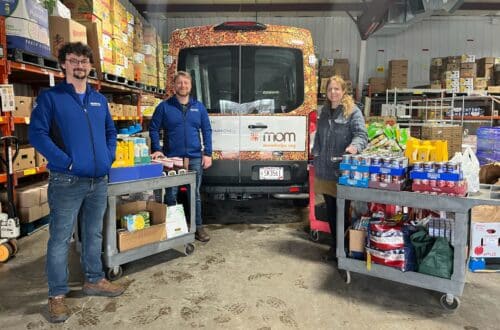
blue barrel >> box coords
[476,127,500,165]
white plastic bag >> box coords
[461,146,480,193]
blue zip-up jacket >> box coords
[29,80,117,178]
[149,96,212,158]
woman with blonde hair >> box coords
[311,75,368,261]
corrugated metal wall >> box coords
[152,15,500,87]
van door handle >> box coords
[248,124,268,129]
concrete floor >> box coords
[0,200,499,329]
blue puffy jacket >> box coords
[149,96,212,158]
[29,80,117,178]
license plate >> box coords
[259,167,284,180]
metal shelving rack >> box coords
[103,173,197,279]
[335,185,500,311]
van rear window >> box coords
[178,46,304,114]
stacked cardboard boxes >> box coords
[429,57,443,89]
[156,36,166,90]
[48,16,87,58]
[3,0,51,58]
[143,25,158,87]
[133,17,146,84]
[387,59,408,89]
[368,77,387,94]
[421,125,463,156]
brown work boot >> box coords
[83,278,125,297]
[195,227,210,242]
[48,295,69,323]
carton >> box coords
[35,151,48,167]
[470,221,500,258]
[116,201,167,252]
[14,96,33,117]
[49,17,87,58]
[349,229,366,254]
[13,147,36,171]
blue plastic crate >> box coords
[109,163,163,183]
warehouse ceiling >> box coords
[130,0,500,39]
[131,0,500,18]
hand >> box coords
[151,151,165,160]
[202,155,212,169]
[345,145,358,154]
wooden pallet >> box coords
[103,72,127,85]
[21,216,49,236]
[8,48,60,71]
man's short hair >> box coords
[174,71,192,83]
[57,42,94,66]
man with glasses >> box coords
[29,42,124,323]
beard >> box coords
[72,69,88,80]
[176,90,190,97]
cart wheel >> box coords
[106,266,123,281]
[184,243,195,256]
[8,239,18,256]
[339,270,351,284]
[440,294,460,311]
[309,230,320,242]
[0,242,13,263]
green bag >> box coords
[418,237,454,279]
[410,229,435,265]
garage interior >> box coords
[1,0,500,329]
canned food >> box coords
[429,179,437,187]
[390,158,402,169]
[400,157,409,169]
[351,155,361,165]
[446,180,456,188]
[379,173,386,182]
[437,180,447,188]
[423,161,434,172]
[392,175,402,183]
[370,173,380,182]
[446,161,460,173]
[413,178,422,185]
[342,154,351,164]
[362,172,370,179]
[371,156,381,166]
[341,170,350,178]
[421,179,429,186]
[383,174,392,183]
[434,162,446,173]
[413,162,424,172]
[382,157,392,167]
[353,171,363,180]
[360,155,371,166]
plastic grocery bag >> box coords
[417,237,454,279]
[462,146,480,193]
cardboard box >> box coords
[421,125,462,156]
[49,17,88,58]
[14,96,33,117]
[13,147,36,171]
[116,201,167,252]
[5,17,51,58]
[369,77,387,94]
[19,205,42,223]
[472,205,500,223]
[16,185,41,208]
[77,19,104,75]
[35,151,48,167]
[470,222,500,258]
[349,229,367,254]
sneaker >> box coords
[48,295,69,323]
[83,278,125,297]
[195,227,210,242]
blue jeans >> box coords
[165,157,203,228]
[46,172,108,297]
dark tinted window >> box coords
[178,46,304,114]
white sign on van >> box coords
[210,116,306,152]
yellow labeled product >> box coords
[405,138,448,164]
[121,212,150,232]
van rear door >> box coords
[178,45,307,190]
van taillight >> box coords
[214,21,267,31]
[308,111,317,160]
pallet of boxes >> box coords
[429,55,478,93]
[318,58,351,97]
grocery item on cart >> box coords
[365,123,408,154]
[120,211,151,232]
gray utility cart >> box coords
[103,173,196,280]
[336,185,500,311]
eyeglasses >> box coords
[66,58,90,66]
